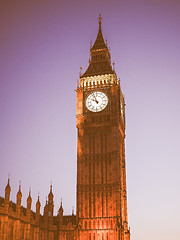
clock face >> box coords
[86,91,108,112]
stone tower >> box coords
[76,15,130,240]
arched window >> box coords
[10,223,13,240]
[85,221,87,229]
[102,220,104,229]
[106,220,108,229]
[89,233,91,240]
[21,224,24,239]
[89,221,91,229]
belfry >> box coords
[0,15,131,240]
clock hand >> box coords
[92,98,99,104]
[92,93,99,104]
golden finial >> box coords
[79,66,82,77]
[19,180,21,191]
[98,13,102,25]
[7,174,10,185]
[60,198,63,208]
[113,61,115,71]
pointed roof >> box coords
[59,198,63,212]
[91,14,108,51]
[81,14,114,78]
[5,177,11,192]
[17,182,22,197]
[36,194,41,206]
[48,184,54,201]
[27,189,32,203]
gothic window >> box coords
[89,221,91,229]
[97,220,100,229]
[106,220,108,229]
[31,227,34,240]
[85,221,87,229]
[9,223,13,240]
[20,225,24,240]
[89,233,91,240]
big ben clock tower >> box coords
[76,15,130,240]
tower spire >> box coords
[4,176,11,213]
[98,13,102,26]
[81,14,113,78]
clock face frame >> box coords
[86,91,108,112]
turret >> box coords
[43,199,48,225]
[26,189,32,218]
[58,200,63,227]
[48,184,54,225]
[16,183,22,215]
[36,195,41,222]
[4,177,11,213]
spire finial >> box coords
[19,180,21,191]
[79,66,82,77]
[98,13,102,25]
[7,174,10,186]
[37,192,40,201]
[50,181,52,192]
[113,61,115,71]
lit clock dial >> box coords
[86,91,108,112]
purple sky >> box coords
[0,1,180,240]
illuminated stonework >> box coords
[75,14,130,240]
[0,15,130,240]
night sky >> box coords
[0,1,180,240]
